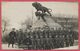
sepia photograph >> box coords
[2,2,78,50]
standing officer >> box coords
[59,33,64,48]
[32,30,36,49]
[28,29,33,49]
[49,33,53,49]
[18,29,24,46]
[8,28,16,48]
[65,30,70,47]
[51,28,55,49]
[55,33,60,48]
[33,29,38,49]
[69,30,74,46]
[40,29,44,50]
[16,30,19,43]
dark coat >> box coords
[8,31,16,44]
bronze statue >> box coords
[32,2,52,16]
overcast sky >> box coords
[2,2,78,29]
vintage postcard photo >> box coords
[2,2,78,50]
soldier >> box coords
[8,28,16,48]
[51,28,56,49]
[18,29,24,46]
[37,37,41,49]
[32,30,36,49]
[22,30,28,45]
[16,30,19,43]
[43,36,46,50]
[46,28,50,38]
[28,29,33,49]
[37,28,43,49]
[43,29,46,38]
[37,27,41,39]
[59,33,64,48]
[65,30,70,47]
[55,33,60,48]
[24,29,28,36]
[39,29,44,50]
[69,30,74,46]
[35,30,39,49]
[45,36,49,50]
[22,36,32,50]
[40,34,44,50]
[33,30,38,49]
[63,29,66,47]
[49,30,53,49]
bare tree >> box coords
[2,17,10,35]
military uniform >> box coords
[33,31,38,49]
[8,30,16,47]
[69,31,74,46]
[45,38,50,50]
[18,30,24,46]
[40,36,44,50]
[65,31,70,47]
[59,34,64,48]
[49,35,53,49]
[55,33,60,48]
[51,30,56,49]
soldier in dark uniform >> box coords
[65,30,70,47]
[63,29,66,47]
[40,29,44,50]
[27,29,33,49]
[59,33,64,48]
[45,28,50,49]
[61,29,65,47]
[37,36,41,50]
[23,29,28,45]
[16,30,19,43]
[37,28,43,49]
[34,29,38,50]
[46,28,50,38]
[42,28,45,37]
[37,27,41,39]
[44,35,49,50]
[40,33,43,50]
[55,32,60,48]
[18,29,24,46]
[43,35,46,50]
[51,28,56,49]
[49,29,53,49]
[57,29,63,48]
[22,36,32,50]
[8,28,16,48]
[33,29,38,49]
[32,30,36,49]
[36,30,39,50]
[69,30,74,46]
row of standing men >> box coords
[8,28,75,49]
[16,28,75,50]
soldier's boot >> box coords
[8,43,10,47]
[66,43,69,47]
[70,41,74,46]
[12,44,14,48]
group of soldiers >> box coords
[8,27,75,50]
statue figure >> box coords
[32,2,52,22]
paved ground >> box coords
[2,44,78,50]
[2,44,22,50]
[2,40,78,50]
[54,46,78,50]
